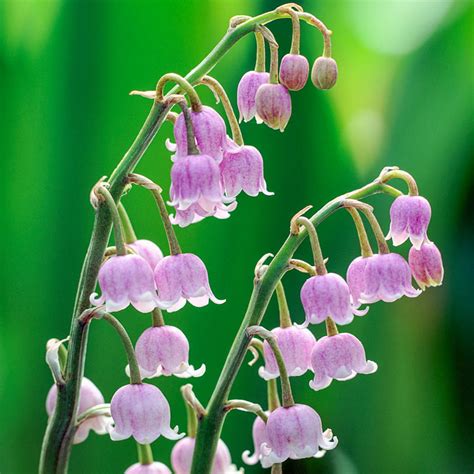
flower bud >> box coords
[110,383,183,444]
[279,54,309,91]
[242,415,268,466]
[237,71,270,123]
[409,241,444,290]
[255,83,292,132]
[128,239,164,270]
[310,333,377,391]
[311,57,338,90]
[125,462,171,474]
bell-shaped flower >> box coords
[261,404,337,468]
[125,462,171,474]
[135,325,205,378]
[259,326,316,380]
[311,57,338,90]
[173,105,227,161]
[409,241,444,290]
[300,273,368,326]
[387,195,431,249]
[255,83,292,132]
[90,254,159,313]
[170,201,237,228]
[347,253,421,305]
[46,377,109,444]
[109,383,183,444]
[154,253,224,312]
[220,138,273,199]
[242,415,268,466]
[279,54,309,91]
[237,71,270,123]
[128,239,164,270]
[172,437,242,474]
[309,333,377,391]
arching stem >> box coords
[360,207,390,254]
[155,73,202,112]
[345,206,373,257]
[254,31,266,72]
[275,281,292,328]
[295,216,327,275]
[117,202,137,244]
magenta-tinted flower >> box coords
[279,54,309,91]
[409,241,444,290]
[154,253,224,312]
[242,415,268,466]
[110,383,182,444]
[173,105,227,161]
[128,239,164,270]
[172,437,241,474]
[300,273,368,326]
[237,71,270,123]
[46,377,109,444]
[387,195,431,249]
[259,326,316,380]
[255,83,292,132]
[309,333,377,391]
[135,325,205,378]
[347,253,421,304]
[220,138,273,198]
[125,462,171,474]
[170,201,237,228]
[261,404,337,468]
[90,254,159,313]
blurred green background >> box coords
[1,0,473,473]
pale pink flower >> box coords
[237,71,270,123]
[255,83,292,132]
[409,241,444,290]
[279,54,309,91]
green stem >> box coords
[267,378,281,411]
[325,317,339,336]
[155,73,202,112]
[296,216,327,275]
[185,399,198,438]
[151,308,165,327]
[380,169,418,196]
[275,281,292,328]
[254,31,266,72]
[176,100,200,156]
[286,8,301,55]
[360,207,390,254]
[137,444,154,465]
[118,202,137,244]
[346,207,373,257]
[271,464,283,474]
[102,312,141,384]
[269,39,280,84]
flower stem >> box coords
[175,100,200,156]
[254,31,266,72]
[325,317,339,336]
[269,39,280,84]
[117,202,137,244]
[271,464,283,474]
[360,207,390,254]
[185,398,198,438]
[380,169,418,196]
[155,73,202,112]
[137,444,154,465]
[345,207,373,257]
[265,336,294,407]
[275,281,292,328]
[151,308,165,327]
[101,312,141,384]
[267,378,281,411]
[284,7,301,55]
[295,217,327,275]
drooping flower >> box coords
[135,325,205,378]
[261,404,337,468]
[128,239,164,271]
[173,105,227,161]
[46,377,109,444]
[170,201,237,228]
[259,326,316,380]
[309,333,377,391]
[171,437,242,474]
[279,54,309,91]
[125,462,171,474]
[110,383,183,444]
[154,253,224,312]
[237,71,270,123]
[242,415,268,466]
[311,57,338,90]
[387,195,431,249]
[409,241,444,290]
[90,254,159,313]
[255,83,292,132]
[346,253,421,305]
[220,138,273,199]
[300,273,368,326]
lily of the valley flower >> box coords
[409,241,444,290]
[125,462,171,474]
[128,239,164,271]
[279,54,309,91]
[255,83,292,132]
[237,71,270,123]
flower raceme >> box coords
[242,415,268,466]
[125,463,172,474]
[46,377,109,444]
[237,71,270,123]
[409,241,444,290]
[309,333,377,391]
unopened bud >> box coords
[311,57,338,90]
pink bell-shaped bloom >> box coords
[220,138,273,198]
[46,377,109,444]
[259,326,316,380]
[311,57,338,90]
[242,415,268,466]
[90,254,159,313]
[300,273,368,326]
[237,71,270,123]
[387,195,431,249]
[255,83,292,132]
[154,253,224,312]
[125,462,171,474]
[261,404,337,468]
[110,383,183,444]
[309,333,377,391]
[173,105,227,161]
[135,325,205,378]
[170,201,237,228]
[347,253,421,305]
[172,437,241,474]
[409,241,444,290]
[128,239,164,270]
[279,54,309,91]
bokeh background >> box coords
[1,0,473,473]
